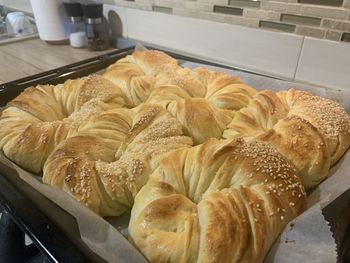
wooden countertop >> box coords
[0,38,115,84]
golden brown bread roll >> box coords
[223,89,350,189]
[103,60,155,107]
[104,50,257,146]
[103,50,179,107]
[162,98,231,144]
[195,67,256,112]
[277,89,350,165]
[104,50,257,113]
[154,67,207,98]
[0,75,126,173]
[43,104,193,216]
[146,87,231,144]
[131,50,178,75]
[129,138,306,263]
[103,51,208,106]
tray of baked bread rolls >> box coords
[0,44,349,263]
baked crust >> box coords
[43,104,192,216]
[224,89,350,189]
[0,75,125,173]
[129,138,306,263]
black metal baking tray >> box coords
[0,45,349,263]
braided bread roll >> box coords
[43,104,193,216]
[103,50,179,107]
[277,89,350,165]
[0,75,125,173]
[103,51,211,107]
[104,50,257,113]
[147,88,231,144]
[103,50,257,146]
[223,89,350,189]
[144,67,257,144]
[129,138,306,263]
[195,67,256,113]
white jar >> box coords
[6,12,34,37]
[69,31,87,48]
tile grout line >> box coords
[124,7,130,39]
[293,35,305,81]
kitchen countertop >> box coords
[0,38,115,84]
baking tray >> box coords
[0,46,349,263]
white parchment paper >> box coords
[264,152,350,263]
[0,53,349,263]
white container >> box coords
[6,12,35,37]
[69,31,87,48]
[30,0,69,44]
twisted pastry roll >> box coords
[129,138,306,263]
[104,50,257,113]
[43,104,193,216]
[277,89,350,166]
[103,50,257,145]
[223,89,350,189]
[144,67,256,144]
[147,88,231,144]
[103,50,214,107]
[0,75,125,173]
[195,67,256,113]
[103,50,179,107]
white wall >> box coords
[2,1,349,90]
[104,4,350,91]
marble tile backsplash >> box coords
[105,0,350,42]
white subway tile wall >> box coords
[104,0,350,42]
[325,29,342,40]
[125,8,304,79]
[295,37,350,89]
